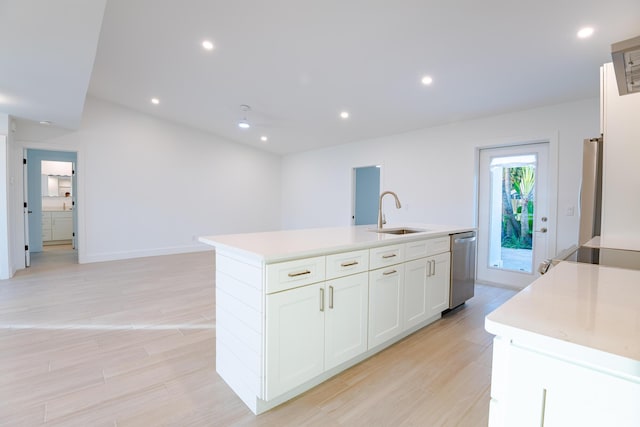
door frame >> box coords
[351,163,384,226]
[13,141,85,269]
[474,135,558,289]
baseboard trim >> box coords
[79,243,213,264]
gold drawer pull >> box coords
[382,253,397,259]
[288,270,311,277]
[340,260,359,267]
[383,269,397,276]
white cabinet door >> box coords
[403,258,429,329]
[41,212,52,241]
[368,264,404,349]
[325,272,368,370]
[52,212,73,240]
[265,282,325,400]
[492,341,640,427]
[427,252,450,317]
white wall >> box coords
[600,63,640,246]
[12,97,282,264]
[281,98,599,256]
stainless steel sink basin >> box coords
[370,227,428,235]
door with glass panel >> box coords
[477,143,549,288]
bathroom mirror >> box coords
[41,160,73,197]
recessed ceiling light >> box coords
[421,75,433,85]
[340,111,349,119]
[260,136,268,142]
[151,98,160,105]
[238,120,250,129]
[202,40,214,50]
[577,27,594,39]
[39,120,51,125]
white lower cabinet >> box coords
[266,272,369,400]
[427,252,450,317]
[226,234,456,413]
[265,282,325,400]
[368,264,405,349]
[42,211,73,242]
[490,337,640,427]
[404,251,451,329]
[324,272,369,370]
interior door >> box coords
[477,143,549,288]
[22,149,30,267]
[353,165,381,225]
[71,161,77,250]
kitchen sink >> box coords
[371,227,428,235]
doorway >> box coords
[353,165,381,225]
[25,149,78,267]
[477,143,550,288]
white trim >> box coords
[80,243,212,264]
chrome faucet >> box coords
[378,191,402,229]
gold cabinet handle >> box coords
[320,288,325,312]
[340,260,358,267]
[382,253,397,259]
[383,269,397,276]
[288,270,311,277]
[329,286,334,309]
[432,260,436,275]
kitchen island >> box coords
[485,261,640,426]
[199,223,473,414]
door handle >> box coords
[536,227,548,233]
[320,288,325,312]
[27,210,33,214]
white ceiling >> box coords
[2,1,640,154]
[0,0,106,129]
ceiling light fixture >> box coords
[260,136,268,142]
[151,98,160,105]
[340,111,349,119]
[421,75,433,85]
[577,27,594,39]
[238,104,251,129]
[202,40,214,50]
[39,120,51,125]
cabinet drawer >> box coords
[369,244,405,270]
[326,249,369,280]
[427,237,451,256]
[266,256,326,294]
[405,240,429,261]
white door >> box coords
[22,150,30,267]
[477,143,549,288]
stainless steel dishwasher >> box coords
[449,231,476,309]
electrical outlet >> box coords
[566,206,575,216]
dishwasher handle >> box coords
[454,236,476,244]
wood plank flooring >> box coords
[0,250,516,426]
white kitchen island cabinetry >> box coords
[485,262,640,427]
[200,224,473,414]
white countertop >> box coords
[583,235,640,252]
[199,223,474,263]
[486,261,640,374]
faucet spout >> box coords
[378,191,402,229]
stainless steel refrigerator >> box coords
[578,136,604,246]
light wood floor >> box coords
[0,250,516,426]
